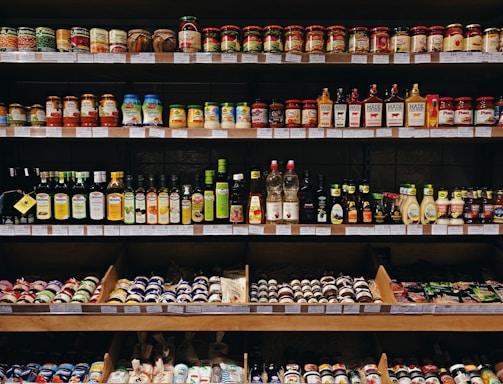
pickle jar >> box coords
[152,29,177,52]
[30,104,46,126]
[464,24,482,52]
[410,26,427,53]
[202,27,220,52]
[127,29,151,52]
[443,23,463,52]
[8,104,26,126]
[305,25,325,54]
[243,26,262,53]
[178,16,201,53]
[475,96,495,125]
[390,27,410,53]
[284,25,304,53]
[454,97,473,126]
[326,25,346,53]
[427,25,444,52]
[369,26,389,53]
[438,97,454,126]
[220,25,241,53]
[482,27,500,52]
[263,25,284,53]
[348,27,369,53]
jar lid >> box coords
[101,93,115,98]
[484,27,500,33]
[220,25,241,31]
[153,28,175,34]
[446,23,463,28]
[123,93,140,98]
[64,95,78,100]
[205,101,219,106]
[349,26,368,32]
[179,16,198,21]
[81,93,97,98]
[439,97,454,101]
[187,104,203,109]
[144,94,160,99]
[428,25,444,31]
[243,25,263,31]
[455,96,472,101]
[449,364,466,372]
[476,96,494,101]
[128,28,151,35]
[202,27,220,32]
[285,99,302,104]
[305,25,325,31]
[264,25,284,30]
[221,102,234,106]
[410,25,427,31]
[466,23,481,29]
[169,104,185,108]
[47,95,61,99]
[31,103,44,109]
[236,102,249,106]
[302,99,317,103]
[285,25,304,30]
[327,25,346,30]
[370,26,389,32]
[392,26,410,32]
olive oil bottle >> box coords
[106,171,124,223]
[53,171,70,223]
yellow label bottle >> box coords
[317,88,333,128]
[157,175,170,225]
[106,171,124,223]
[53,171,70,221]
[405,83,426,127]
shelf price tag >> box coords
[40,52,60,62]
[46,127,62,138]
[241,54,259,63]
[300,226,316,235]
[363,304,381,313]
[248,225,264,235]
[398,128,414,138]
[373,55,389,64]
[343,305,360,314]
[276,225,292,236]
[414,54,431,64]
[345,227,361,236]
[374,225,390,235]
[359,226,375,235]
[475,126,492,137]
[393,53,410,64]
[285,305,301,314]
[273,128,290,138]
[32,225,49,236]
[351,55,367,64]
[0,305,13,313]
[221,53,238,63]
[457,126,474,138]
[104,226,120,236]
[167,305,184,314]
[185,305,202,314]
[307,305,325,314]
[390,225,406,235]
[135,52,156,64]
[256,305,273,314]
[146,305,164,314]
[265,53,282,63]
[100,305,118,313]
[148,127,166,138]
[17,52,36,62]
[490,52,503,63]
[178,225,194,236]
[52,225,68,236]
[129,127,146,138]
[326,128,343,138]
[375,128,392,138]
[315,226,331,236]
[94,53,115,63]
[290,128,306,138]
[431,224,447,235]
[203,225,233,235]
[86,225,103,236]
[112,53,127,63]
[171,129,188,138]
[439,52,457,63]
[232,225,249,235]
[119,226,135,236]
[195,53,212,63]
[447,225,464,235]
[325,305,343,314]
[308,128,324,138]
[14,127,31,137]
[68,225,85,236]
[92,127,108,137]
[309,54,325,63]
[256,128,273,139]
[76,127,92,138]
[0,127,6,137]
[414,128,430,138]
[211,130,228,138]
[123,305,141,313]
[483,224,499,235]
[407,225,423,235]
[285,53,302,63]
[14,225,31,236]
[467,225,483,235]
[77,53,94,63]
[57,52,77,63]
[174,52,191,64]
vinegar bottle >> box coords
[299,170,316,224]
[157,175,170,225]
[282,160,299,224]
[35,171,52,224]
[229,173,245,224]
[89,171,105,224]
[265,160,283,224]
[146,175,158,225]
[317,88,333,128]
[215,159,230,222]
[169,174,181,224]
[123,174,135,225]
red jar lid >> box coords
[243,25,262,31]
[439,97,454,101]
[410,26,427,32]
[202,27,220,32]
[349,26,368,32]
[370,26,389,32]
[428,25,444,31]
[285,25,304,31]
[476,96,494,101]
[220,25,240,31]
[455,97,472,101]
[327,25,346,31]
[285,99,302,104]
[264,25,284,30]
[302,99,317,104]
[306,25,325,31]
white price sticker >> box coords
[0,127,6,137]
[77,53,94,63]
[256,305,273,314]
[373,55,390,64]
[439,52,457,63]
[32,225,49,236]
[221,53,238,63]
[76,127,92,138]
[256,128,273,138]
[195,53,213,63]
[447,225,464,235]
[68,225,85,236]
[343,305,360,314]
[475,126,492,137]
[308,305,325,314]
[326,128,343,138]
[104,225,120,236]
[167,305,184,314]
[232,225,249,235]
[94,53,114,63]
[46,127,62,137]
[248,225,264,235]
[241,54,259,63]
[407,225,423,235]
[374,225,390,235]
[148,127,166,138]
[124,305,141,313]
[101,305,118,313]
[431,224,447,235]
[325,305,343,314]
[315,226,331,236]
[265,53,282,63]
[309,54,325,63]
[273,128,290,138]
[129,127,146,138]
[398,128,415,138]
[14,225,31,236]
[52,225,69,236]
[14,127,31,137]
[375,128,392,137]
[390,225,406,235]
[290,128,306,138]
[211,129,228,138]
[457,126,474,138]
[285,305,301,314]
[351,55,367,64]
[171,129,188,138]
[308,128,325,138]
[174,52,191,64]
[414,54,431,64]
[285,53,302,63]
[86,225,103,236]
[146,305,164,314]
[276,225,292,235]
[92,127,108,138]
[299,226,316,235]
[17,52,36,62]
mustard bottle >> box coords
[317,88,333,128]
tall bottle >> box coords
[463,187,480,224]
[123,174,135,224]
[373,193,386,224]
[53,170,71,223]
[2,168,20,224]
[363,84,383,127]
[134,175,146,224]
[265,160,283,224]
[449,187,465,225]
[348,88,363,127]
[316,174,328,223]
[344,180,358,224]
[230,173,245,224]
[384,83,405,127]
[282,160,299,224]
[299,170,316,224]
[106,171,124,223]
[71,171,88,223]
[401,184,420,225]
[329,183,344,224]
[191,174,204,224]
[358,180,373,224]
[181,184,192,225]
[317,87,333,128]
[405,83,426,127]
[146,175,158,225]
[169,174,181,224]
[204,170,215,223]
[247,168,265,224]
[157,175,170,225]
[479,187,494,223]
[215,159,229,222]
[89,171,105,224]
[420,184,437,224]
[435,187,450,225]
[35,171,52,224]
[333,88,348,128]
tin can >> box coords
[46,96,63,126]
[0,103,7,126]
[109,29,127,52]
[369,26,390,53]
[464,24,482,52]
[90,28,109,53]
[427,26,444,52]
[80,94,99,127]
[410,26,427,53]
[36,27,56,52]
[63,95,80,127]
[443,23,463,52]
[99,94,119,127]
[204,102,220,129]
[17,27,36,52]
[0,27,17,51]
[348,27,369,53]
[483,27,500,52]
[236,102,251,128]
[121,94,142,126]
[390,27,410,53]
[142,94,163,126]
[70,27,90,52]
[30,104,46,126]
[169,104,186,128]
[56,29,71,52]
[8,103,26,126]
[187,105,204,128]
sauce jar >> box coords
[152,29,177,52]
[109,29,127,53]
[178,16,201,53]
[80,93,98,127]
[63,96,80,127]
[99,94,119,127]
[56,29,71,52]
[221,102,235,128]
[17,27,36,52]
[243,26,262,53]
[464,23,482,52]
[187,105,204,128]
[142,94,163,126]
[36,27,56,52]
[475,96,495,125]
[169,104,186,128]
[301,100,317,128]
[427,25,444,52]
[438,97,454,126]
[90,28,109,53]
[348,27,369,53]
[269,100,284,128]
[121,94,142,126]
[0,103,7,126]
[410,26,427,53]
[454,96,473,126]
[285,99,302,128]
[127,29,151,52]
[251,99,268,128]
[369,26,390,53]
[495,96,503,126]
[30,104,46,126]
[443,23,463,52]
[390,27,410,53]
[220,25,241,53]
[204,102,220,129]
[326,25,346,53]
[305,25,325,54]
[494,190,503,224]
[285,25,304,53]
[482,27,500,52]
[8,104,26,126]
[45,96,62,127]
[236,102,251,128]
[263,25,284,53]
[202,27,220,52]
[70,27,90,52]
[0,27,18,52]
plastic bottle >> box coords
[247,168,265,224]
[435,187,450,224]
[282,160,299,224]
[405,83,426,127]
[449,188,465,225]
[266,160,283,224]
[420,183,437,224]
[317,88,333,128]
[402,184,420,225]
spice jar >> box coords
[220,102,235,128]
[178,16,201,53]
[127,29,151,52]
[251,99,268,128]
[269,100,284,128]
[464,24,482,51]
[236,102,251,128]
[475,96,495,125]
[30,104,46,126]
[454,97,473,126]
[369,26,389,53]
[63,96,80,127]
[169,104,186,128]
[438,97,454,126]
[202,27,220,52]
[187,105,204,128]
[285,25,304,53]
[99,94,119,127]
[301,100,317,128]
[390,27,410,53]
[348,27,369,53]
[220,25,241,53]
[326,25,346,53]
[243,26,262,53]
[427,26,444,52]
[285,100,301,128]
[305,25,325,54]
[410,26,427,53]
[152,29,177,52]
[8,104,26,126]
[80,94,98,127]
[45,96,62,127]
[482,27,500,52]
[443,23,463,52]
[263,25,284,53]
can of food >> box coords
[8,103,27,126]
[80,94,98,127]
[30,104,46,126]
[109,29,127,52]
[90,28,109,53]
[482,27,500,52]
[0,103,7,125]
[70,27,90,52]
[99,94,119,127]
[46,96,63,126]
[17,27,36,51]
[0,27,17,51]
[36,27,56,52]
[63,95,80,127]
[56,29,71,52]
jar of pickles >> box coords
[482,27,500,52]
[443,23,464,52]
[454,97,473,126]
[263,25,283,53]
[410,26,427,53]
[326,25,346,53]
[152,29,177,52]
[8,104,26,126]
[127,29,151,52]
[427,26,444,52]
[390,27,410,53]
[243,26,262,53]
[178,16,201,53]
[30,104,46,126]
[220,25,240,53]
[348,27,369,53]
[369,26,389,53]
[464,24,482,52]
[284,25,304,54]
[305,25,325,54]
[202,27,220,52]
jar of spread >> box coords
[169,104,186,128]
[443,23,463,52]
[45,96,62,127]
[178,16,201,53]
[202,27,220,52]
[454,96,473,125]
[390,27,410,53]
[220,102,235,128]
[427,25,444,52]
[80,93,98,127]
[302,100,317,128]
[243,26,262,53]
[464,24,482,51]
[475,96,495,125]
[326,25,346,53]
[348,27,369,53]
[369,26,389,53]
[8,104,26,126]
[269,100,284,128]
[284,25,304,53]
[236,102,251,128]
[63,96,80,127]
[30,104,46,126]
[70,27,90,52]
[0,103,7,126]
[305,25,325,54]
[204,102,220,129]
[494,189,503,223]
[0,27,18,51]
[142,94,163,126]
[187,105,204,128]
[109,29,127,53]
[263,25,283,53]
[17,27,36,52]
[121,94,142,126]
[220,25,241,53]
[410,26,427,53]
[251,99,268,128]
[285,99,301,128]
[127,29,151,52]
[152,29,177,52]
[482,27,500,52]
[438,97,454,126]
[99,94,119,127]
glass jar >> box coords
[45,96,62,127]
[301,100,318,128]
[263,25,284,53]
[127,29,151,52]
[390,27,410,53]
[475,96,495,125]
[482,27,500,52]
[8,104,26,126]
[464,24,482,52]
[63,96,80,127]
[348,27,369,53]
[30,104,46,126]
[285,99,301,128]
[121,94,142,126]
[495,96,503,126]
[285,25,304,53]
[220,102,235,128]
[243,26,262,53]
[80,93,98,127]
[269,100,284,128]
[0,103,7,126]
[142,94,163,126]
[410,26,427,53]
[427,25,444,52]
[454,97,473,126]
[187,105,204,128]
[438,97,454,126]
[152,29,177,52]
[443,23,463,52]
[99,94,119,127]
[202,27,220,52]
[178,16,201,53]
[169,104,186,128]
[251,99,268,128]
[236,102,251,128]
[204,102,220,129]
[326,25,346,53]
[305,25,325,54]
[220,25,241,53]
[369,26,389,53]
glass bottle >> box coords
[169,174,181,224]
[181,184,192,225]
[146,175,158,225]
[386,192,402,224]
[157,175,170,225]
[348,88,363,127]
[215,159,229,222]
[53,170,70,223]
[345,180,358,224]
[405,83,426,127]
[266,160,283,224]
[358,180,373,224]
[191,174,204,223]
[333,87,348,128]
[384,83,405,127]
[363,84,383,127]
[317,87,333,128]
[373,193,386,224]
[479,187,494,223]
[123,174,135,224]
[35,170,52,224]
[204,169,215,223]
[247,168,265,224]
[282,160,299,224]
[106,171,124,223]
[435,187,450,225]
[230,173,245,224]
[316,174,328,223]
[88,171,105,224]
[134,175,146,224]
[299,170,316,224]
[463,187,480,224]
[71,171,88,223]
[329,183,344,224]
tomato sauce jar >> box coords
[475,96,495,125]
[202,27,220,52]
[464,24,482,52]
[99,94,119,127]
[438,97,454,126]
[285,100,301,128]
[80,94,98,127]
[305,25,325,54]
[45,96,62,127]
[269,100,284,128]
[410,26,427,53]
[220,25,241,53]
[251,99,268,128]
[369,26,390,53]
[63,96,80,127]
[427,26,444,52]
[348,27,369,53]
[243,26,262,53]
[301,100,317,128]
[443,23,463,52]
[454,97,473,126]
[326,25,346,53]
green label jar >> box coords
[220,25,240,53]
[243,26,262,53]
[263,25,284,53]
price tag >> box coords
[146,305,164,314]
[221,53,238,63]
[141,226,156,236]
[325,305,343,314]
[64,304,83,313]
[276,225,292,235]
[124,305,141,313]
[32,225,49,236]
[414,54,431,64]
[285,53,302,63]
[17,52,36,62]
[94,53,114,63]
[459,52,483,63]
[475,126,492,137]
[46,127,62,137]
[69,225,85,236]
[195,52,213,63]
[491,52,503,63]
[154,225,169,235]
[483,224,499,235]
[248,225,264,235]
[148,127,166,138]
[0,52,17,62]
[86,225,103,236]
[398,128,414,138]
[52,225,69,236]
[342,129,359,138]
[407,225,423,235]
[104,225,120,236]
[414,129,430,138]
[308,128,324,138]
[100,305,118,313]
[444,128,458,137]
[256,305,273,314]
[0,305,13,313]
[326,128,343,138]
[299,226,316,235]
[458,126,474,138]
[363,304,381,313]
[167,305,184,314]
[211,129,228,138]
[203,225,233,235]
[49,304,67,313]
[309,54,325,63]
[285,305,301,314]
[178,225,194,236]
[265,53,282,63]
[185,305,202,313]
[273,128,290,138]
[447,225,464,235]
[231,305,251,313]
[467,225,483,235]
[174,52,191,64]
[171,129,188,138]
[232,225,249,235]
[241,53,259,63]
[390,305,404,314]
[129,127,146,138]
[112,53,127,63]
[0,127,6,137]
[76,127,92,137]
[345,227,360,235]
[13,225,31,236]
[439,52,457,63]
[119,225,135,236]
[77,53,94,63]
[374,225,390,235]
[308,305,325,314]
[351,55,367,64]
[256,128,273,138]
[14,126,31,137]
[359,226,375,235]
[40,52,60,61]
[315,226,331,236]
[373,55,389,64]
[290,128,306,138]
[375,128,392,137]
[393,53,410,64]
[137,52,156,63]
[343,305,360,314]
[390,225,406,235]
[431,224,447,235]
[57,52,77,63]
[92,127,108,138]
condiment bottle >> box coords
[247,168,265,224]
[229,173,245,224]
[315,174,328,223]
[405,83,426,127]
[363,84,383,127]
[134,175,146,224]
[358,179,373,224]
[344,180,358,224]
[157,175,170,225]
[479,187,494,223]
[204,170,215,223]
[181,184,192,225]
[282,160,299,224]
[53,171,70,223]
[348,88,363,127]
[299,170,316,223]
[384,84,405,127]
[401,184,420,225]
[373,193,386,224]
[435,187,450,224]
[463,186,480,224]
[146,175,158,225]
[385,192,402,224]
[266,160,283,224]
[333,88,348,128]
[35,171,52,224]
[317,88,333,128]
[448,188,465,225]
[123,174,135,225]
[191,174,204,223]
[420,184,437,224]
[106,171,124,223]
[169,174,181,224]
[329,183,344,224]
[215,159,229,222]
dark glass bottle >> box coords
[333,87,348,128]
[71,171,88,223]
[123,174,135,224]
[191,174,204,223]
[230,173,245,224]
[345,180,358,224]
[347,88,363,127]
[479,187,494,223]
[158,174,170,225]
[299,170,316,224]
[215,159,229,222]
[373,192,386,224]
[329,183,344,224]
[146,174,158,225]
[363,84,383,127]
[358,179,373,224]
[169,174,181,224]
[315,174,328,223]
[35,170,53,224]
[134,175,146,224]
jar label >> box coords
[269,107,284,125]
[427,35,443,52]
[443,34,463,51]
[464,35,482,51]
[204,105,219,122]
[326,35,345,52]
[215,182,229,219]
[306,34,324,53]
[438,109,454,126]
[391,35,410,52]
[449,202,464,219]
[191,193,204,222]
[406,204,420,224]
[475,108,495,125]
[63,100,80,117]
[282,201,299,221]
[31,108,46,125]
[385,102,404,127]
[349,33,369,52]
[370,32,389,53]
[122,100,142,126]
[248,195,263,224]
[9,107,26,123]
[135,193,146,224]
[203,36,220,52]
[285,36,303,52]
[243,35,262,52]
[330,203,344,224]
[482,33,499,52]
[411,34,427,53]
[266,201,282,222]
[264,35,283,52]
[221,105,235,123]
[406,102,426,126]
[302,108,318,126]
[146,192,158,224]
[285,108,301,125]
[178,30,201,51]
[252,107,268,124]
[99,99,118,117]
[221,35,240,53]
[318,104,332,127]
[348,104,362,127]
[423,203,437,223]
[236,105,251,123]
[188,108,204,123]
[364,103,383,127]
[454,109,473,125]
[81,99,98,118]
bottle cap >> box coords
[286,160,295,170]
[270,160,278,170]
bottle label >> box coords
[169,193,181,223]
[80,98,98,118]
[71,194,87,219]
[285,108,301,125]
[436,202,449,220]
[423,202,437,224]
[36,193,51,220]
[449,202,464,220]
[318,103,332,128]
[230,204,244,223]
[54,193,70,220]
[146,192,158,224]
[302,108,317,126]
[480,203,494,221]
[191,192,204,222]
[386,102,404,127]
[362,203,373,223]
[266,201,282,222]
[374,210,386,224]
[391,208,402,223]
[123,191,135,224]
[330,203,344,224]
[438,109,454,126]
[248,196,263,224]
[347,201,358,223]
[215,182,229,219]
[282,201,299,221]
[204,191,215,221]
[107,192,123,221]
[334,104,347,127]
[135,192,146,224]
[475,108,495,125]
[157,192,169,224]
[494,205,503,223]
[251,107,268,124]
[181,198,191,225]
[317,196,327,223]
[89,191,105,221]
[407,102,426,126]
[348,104,362,127]
[364,103,383,127]
[405,204,420,224]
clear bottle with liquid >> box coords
[53,170,70,223]
[266,160,283,224]
[106,171,124,223]
[181,184,192,225]
[420,183,437,224]
[282,160,299,224]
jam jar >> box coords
[301,100,317,128]
[202,27,220,52]
[427,25,444,52]
[305,25,325,54]
[464,23,482,52]
[263,25,283,53]
[348,27,369,53]
[285,25,304,53]
[220,25,241,53]
[443,23,463,52]
[369,26,389,53]
[178,16,201,52]
[475,96,495,125]
[285,100,301,128]
[454,97,473,125]
[438,97,454,126]
[390,27,410,53]
[242,26,262,53]
[410,26,427,53]
[326,25,346,53]
[482,27,500,52]
[269,100,284,128]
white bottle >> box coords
[266,160,283,224]
[435,187,450,224]
[282,160,299,224]
[420,184,437,224]
[402,184,420,225]
[449,188,465,225]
